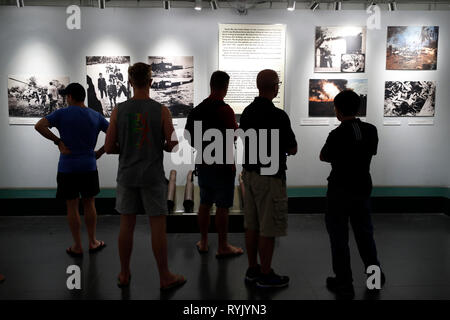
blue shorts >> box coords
[197,166,236,209]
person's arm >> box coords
[95,146,105,159]
[223,106,238,130]
[288,145,298,156]
[283,113,298,156]
[371,126,379,156]
[184,110,194,148]
[34,116,71,155]
[162,106,178,152]
[222,106,239,145]
[105,107,120,154]
[95,114,110,159]
[320,132,335,163]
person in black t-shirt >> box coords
[185,71,243,258]
[239,69,297,289]
[320,89,385,299]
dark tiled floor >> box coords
[0,214,449,300]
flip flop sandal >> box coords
[89,241,106,254]
[216,251,244,259]
[117,274,131,288]
[66,247,83,258]
[196,243,209,254]
[160,276,187,291]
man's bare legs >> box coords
[245,230,275,274]
[149,215,185,288]
[82,197,103,250]
[196,204,211,251]
[258,236,275,274]
[197,204,243,255]
[66,198,83,254]
[118,214,136,284]
[245,229,259,268]
[118,214,184,287]
[216,207,243,255]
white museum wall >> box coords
[0,6,449,189]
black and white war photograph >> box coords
[148,56,194,118]
[7,74,69,125]
[341,54,365,72]
[309,79,368,117]
[86,56,130,117]
[384,81,436,117]
[315,26,366,73]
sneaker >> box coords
[245,265,261,285]
[326,277,355,299]
[256,269,289,288]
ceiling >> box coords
[1,0,449,10]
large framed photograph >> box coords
[309,79,368,117]
[315,26,366,73]
[148,56,194,118]
[86,56,131,117]
[384,81,436,117]
[7,74,69,125]
[386,26,439,70]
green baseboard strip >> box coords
[0,187,449,199]
[287,187,327,197]
[287,187,450,198]
[371,187,450,198]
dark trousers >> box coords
[117,85,127,98]
[99,88,107,99]
[325,197,380,283]
[109,95,116,107]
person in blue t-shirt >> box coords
[35,83,109,258]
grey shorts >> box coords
[115,182,168,216]
[242,170,288,237]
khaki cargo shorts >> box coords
[242,170,288,237]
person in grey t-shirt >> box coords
[105,62,186,290]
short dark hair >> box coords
[210,71,230,91]
[128,62,151,88]
[59,83,86,102]
[334,89,360,116]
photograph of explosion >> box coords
[309,79,368,117]
[384,81,436,117]
[86,56,130,117]
[315,26,366,73]
[386,26,439,70]
[148,56,194,118]
[7,74,69,125]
